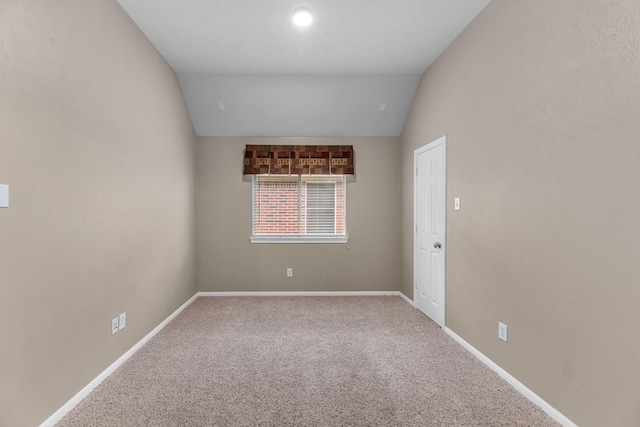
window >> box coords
[251,175,347,243]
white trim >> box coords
[250,235,349,244]
[397,292,415,307]
[197,291,402,297]
[39,293,199,427]
[444,327,577,427]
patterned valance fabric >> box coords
[243,145,355,175]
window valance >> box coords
[243,145,354,175]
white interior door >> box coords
[414,136,446,327]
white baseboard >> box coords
[199,291,416,308]
[444,327,576,427]
[40,293,199,427]
[198,291,403,297]
[397,292,415,307]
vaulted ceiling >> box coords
[117,0,491,136]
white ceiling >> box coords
[117,0,491,136]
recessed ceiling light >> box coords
[292,7,313,27]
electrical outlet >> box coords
[111,318,119,335]
[498,322,508,342]
[119,312,126,330]
[287,268,293,277]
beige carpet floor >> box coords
[56,296,560,426]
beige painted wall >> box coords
[0,2,197,426]
[400,1,640,425]
[196,137,401,293]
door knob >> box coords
[433,242,442,249]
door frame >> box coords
[413,135,447,327]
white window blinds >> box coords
[305,182,336,234]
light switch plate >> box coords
[498,322,508,342]
[454,197,460,211]
[0,184,8,208]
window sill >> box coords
[250,235,349,244]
